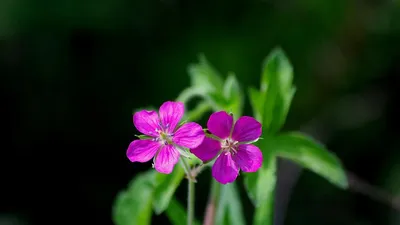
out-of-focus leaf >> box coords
[244,137,276,207]
[215,182,246,225]
[112,171,155,225]
[248,87,264,122]
[183,101,211,122]
[153,165,186,214]
[180,55,243,116]
[244,137,276,225]
[249,47,296,134]
[188,54,224,95]
[253,189,275,225]
[222,73,243,117]
[166,198,201,225]
[274,132,348,189]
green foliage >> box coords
[166,198,201,225]
[178,54,244,117]
[273,132,348,189]
[244,137,277,207]
[215,183,246,225]
[153,166,186,214]
[112,171,155,225]
[244,48,347,225]
[244,137,276,225]
[249,47,296,134]
[115,48,349,225]
[188,54,225,96]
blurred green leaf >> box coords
[274,132,348,189]
[188,54,224,95]
[112,171,155,225]
[253,190,275,225]
[244,137,276,225]
[222,73,243,117]
[183,101,211,122]
[215,183,246,225]
[166,198,201,225]
[249,47,296,134]
[180,55,243,117]
[153,166,186,214]
[244,137,276,207]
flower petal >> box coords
[154,144,180,174]
[207,111,233,139]
[133,110,160,137]
[233,144,263,172]
[126,140,161,163]
[191,137,221,162]
[212,153,239,184]
[159,101,184,133]
[173,122,205,149]
[232,116,262,142]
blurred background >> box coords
[1,0,400,224]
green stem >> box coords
[180,157,195,225]
[188,178,195,225]
[211,179,221,206]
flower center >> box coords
[221,138,238,155]
[154,122,173,145]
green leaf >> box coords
[112,171,155,225]
[249,47,296,134]
[222,73,243,118]
[134,134,152,140]
[244,137,277,225]
[183,101,211,122]
[166,198,201,225]
[153,166,186,214]
[187,54,224,95]
[248,87,264,122]
[244,137,277,207]
[215,182,246,225]
[274,132,348,189]
[181,55,243,116]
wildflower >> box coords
[126,101,205,174]
[191,111,262,184]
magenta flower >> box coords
[191,111,263,184]
[127,101,205,174]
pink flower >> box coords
[191,111,263,184]
[127,101,205,174]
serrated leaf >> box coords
[153,165,186,214]
[166,198,201,225]
[274,132,348,189]
[249,47,296,134]
[215,182,246,225]
[112,171,155,225]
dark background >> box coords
[1,0,399,225]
